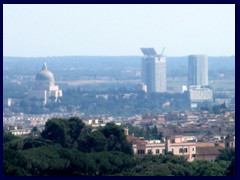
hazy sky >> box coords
[3,4,235,57]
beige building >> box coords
[28,62,62,105]
[127,130,233,162]
[127,134,196,162]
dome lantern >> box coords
[35,62,55,83]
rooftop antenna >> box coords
[157,47,165,60]
[160,47,165,56]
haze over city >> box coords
[3,4,235,176]
[3,4,235,57]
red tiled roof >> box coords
[196,146,223,155]
[127,135,147,145]
[196,142,224,147]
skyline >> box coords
[3,4,235,57]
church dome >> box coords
[35,62,55,82]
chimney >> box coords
[165,138,171,152]
[124,127,129,136]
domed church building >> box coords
[28,62,62,105]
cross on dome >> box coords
[42,62,47,70]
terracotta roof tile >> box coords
[196,146,223,155]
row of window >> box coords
[179,147,195,153]
[179,148,188,153]
[138,149,166,155]
[138,147,195,155]
[147,149,166,154]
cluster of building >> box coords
[3,108,235,163]
[127,132,235,162]
[6,62,63,108]
[140,48,212,107]
[3,111,124,135]
[128,109,235,137]
[5,48,224,111]
[3,49,235,163]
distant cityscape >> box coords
[3,49,235,176]
[3,3,235,176]
[3,48,235,146]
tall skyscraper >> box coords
[141,48,166,93]
[188,55,208,87]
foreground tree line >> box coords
[4,117,235,176]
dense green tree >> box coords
[90,151,136,175]
[191,160,226,176]
[3,118,233,176]
[22,145,71,176]
[30,126,41,137]
[121,154,192,176]
[41,118,71,147]
[78,131,108,152]
[125,124,163,140]
[226,157,235,176]
[124,163,172,176]
[59,89,191,116]
[23,138,53,150]
[100,123,133,155]
[3,131,18,144]
[41,117,85,148]
[4,138,24,150]
[215,148,235,162]
[3,147,28,176]
[68,117,85,141]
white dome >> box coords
[35,62,55,83]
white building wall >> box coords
[142,56,166,93]
[188,55,208,87]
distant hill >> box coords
[3,55,235,78]
[166,56,235,71]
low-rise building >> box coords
[189,85,213,108]
[127,134,196,161]
[10,128,31,136]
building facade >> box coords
[141,48,166,93]
[188,55,208,87]
[189,85,213,102]
[127,134,196,162]
[28,62,62,105]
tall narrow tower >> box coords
[188,55,208,87]
[141,48,166,93]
